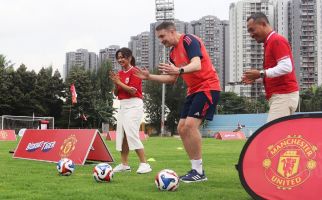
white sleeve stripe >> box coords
[277,55,290,62]
[265,57,292,78]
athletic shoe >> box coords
[136,163,152,174]
[113,164,131,173]
[180,169,208,183]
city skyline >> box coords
[1,0,236,74]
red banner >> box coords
[70,83,77,104]
[238,113,322,200]
[13,129,114,165]
[214,131,246,140]
[0,130,16,141]
[106,131,116,141]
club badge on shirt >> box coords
[125,77,129,84]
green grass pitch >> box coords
[0,137,252,200]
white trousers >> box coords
[267,91,299,122]
[116,98,144,151]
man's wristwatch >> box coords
[179,68,184,75]
[260,70,265,78]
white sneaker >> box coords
[113,164,131,173]
[136,163,152,174]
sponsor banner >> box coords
[106,131,116,141]
[0,130,16,141]
[238,113,322,200]
[106,131,147,141]
[13,129,114,165]
[214,131,246,140]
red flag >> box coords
[70,83,77,104]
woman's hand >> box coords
[109,71,121,84]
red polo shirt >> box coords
[117,66,143,100]
[263,31,299,99]
[170,34,221,96]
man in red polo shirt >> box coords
[135,21,221,183]
[242,12,299,122]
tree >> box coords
[34,67,65,119]
[89,61,116,128]
[0,55,116,129]
[300,85,322,112]
[0,55,14,69]
[143,73,186,135]
[244,95,268,113]
[218,92,248,114]
[65,67,95,128]
[165,77,186,135]
[64,63,116,129]
[49,70,66,118]
[143,79,163,134]
[33,68,50,114]
[10,64,38,116]
[93,61,115,105]
[90,99,116,128]
[0,55,15,114]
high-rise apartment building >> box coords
[289,0,322,90]
[273,0,290,39]
[147,17,228,89]
[229,0,274,97]
[64,49,98,79]
[129,32,150,68]
[149,19,187,71]
[222,20,230,87]
[190,16,229,90]
[228,0,322,95]
[99,45,120,71]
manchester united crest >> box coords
[263,135,317,190]
[59,134,77,158]
[0,130,8,139]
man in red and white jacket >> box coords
[242,12,299,122]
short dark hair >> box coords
[115,47,136,66]
[156,21,176,31]
[247,12,270,24]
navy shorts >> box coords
[180,90,220,121]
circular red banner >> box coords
[238,114,322,200]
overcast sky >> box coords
[0,0,237,74]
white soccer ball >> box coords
[93,163,114,183]
[155,169,179,191]
[57,158,75,176]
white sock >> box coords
[191,159,203,174]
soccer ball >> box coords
[155,169,179,191]
[93,163,114,183]
[57,158,75,176]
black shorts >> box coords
[180,90,220,121]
